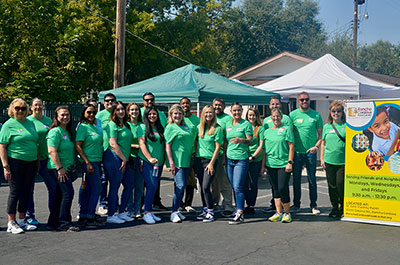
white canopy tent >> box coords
[256,54,400,100]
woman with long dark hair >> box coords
[47,106,79,231]
[137,106,165,224]
[75,104,103,227]
[103,101,134,224]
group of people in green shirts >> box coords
[0,90,346,234]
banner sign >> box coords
[344,99,400,226]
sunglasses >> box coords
[86,111,96,115]
[105,99,115,103]
[299,98,310,102]
[15,106,27,111]
[331,110,342,113]
[144,98,154,102]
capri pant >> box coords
[267,166,290,204]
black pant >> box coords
[7,157,37,214]
[267,167,290,204]
[193,157,216,210]
[48,169,75,228]
[325,163,344,210]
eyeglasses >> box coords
[15,106,27,111]
[299,98,309,102]
[104,99,115,103]
[144,98,154,102]
[86,111,96,115]
[331,110,342,113]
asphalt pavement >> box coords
[0,168,399,265]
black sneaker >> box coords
[221,209,234,218]
[263,205,276,213]
[203,212,215,223]
[77,217,88,227]
[197,211,207,220]
[86,219,106,227]
[153,203,168,211]
[329,208,339,218]
[228,213,244,225]
[244,207,255,215]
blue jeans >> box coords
[293,152,317,208]
[226,158,249,211]
[103,150,134,216]
[244,160,262,207]
[100,149,113,205]
[126,157,144,215]
[172,167,190,212]
[140,159,162,212]
[48,169,75,228]
[79,162,102,218]
[37,159,57,215]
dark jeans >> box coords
[325,163,345,210]
[293,152,318,208]
[100,149,112,204]
[27,159,51,217]
[244,161,262,207]
[267,167,291,204]
[193,157,217,210]
[79,162,102,218]
[126,157,144,215]
[48,169,75,228]
[7,157,37,215]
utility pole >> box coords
[113,0,126,89]
[352,0,358,68]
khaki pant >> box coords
[211,158,233,211]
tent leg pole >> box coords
[197,102,200,117]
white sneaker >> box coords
[143,213,155,224]
[7,221,24,234]
[177,211,186,221]
[97,206,108,215]
[117,212,134,222]
[18,219,37,231]
[185,206,196,213]
[170,211,182,223]
[312,207,321,215]
[107,214,125,224]
[151,212,161,222]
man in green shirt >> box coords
[289,92,323,215]
[212,97,234,216]
[96,93,116,215]
[141,92,168,210]
[180,97,200,212]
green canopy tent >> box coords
[99,64,279,106]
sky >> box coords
[234,0,400,45]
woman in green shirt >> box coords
[47,106,79,231]
[320,101,346,218]
[225,102,253,225]
[103,101,134,224]
[262,108,294,223]
[245,108,264,215]
[125,102,144,219]
[193,105,223,223]
[75,104,103,226]
[165,104,193,223]
[26,97,52,226]
[0,98,39,234]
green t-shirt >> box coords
[140,107,167,128]
[76,122,103,162]
[27,115,52,160]
[47,127,75,169]
[263,125,294,168]
[184,114,200,154]
[322,122,346,165]
[128,121,141,158]
[106,121,133,160]
[216,113,232,156]
[96,109,111,151]
[164,123,193,168]
[196,125,224,159]
[249,125,265,162]
[263,114,293,130]
[289,108,323,153]
[226,119,253,160]
[0,118,39,162]
[137,123,165,166]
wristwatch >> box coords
[288,160,294,165]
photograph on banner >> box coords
[345,99,400,226]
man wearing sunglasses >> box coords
[96,93,117,215]
[289,92,323,215]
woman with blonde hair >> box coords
[193,105,223,222]
[0,98,39,234]
[244,107,264,214]
[165,104,193,223]
[320,101,346,218]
